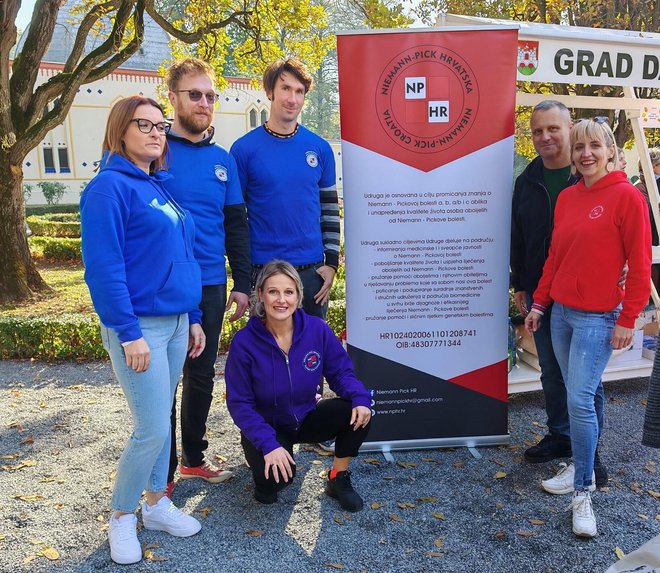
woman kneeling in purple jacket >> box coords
[225,260,372,511]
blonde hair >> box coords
[102,96,168,172]
[571,118,618,171]
[165,58,215,91]
[251,260,304,319]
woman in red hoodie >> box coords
[525,118,651,538]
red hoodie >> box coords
[533,170,651,328]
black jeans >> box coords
[169,284,227,479]
[251,263,327,319]
[241,398,370,494]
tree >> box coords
[0,0,330,304]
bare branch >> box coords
[64,1,116,73]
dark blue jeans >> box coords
[528,295,571,438]
[169,284,226,479]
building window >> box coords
[249,109,257,129]
[58,147,71,173]
[43,147,55,173]
[260,109,268,125]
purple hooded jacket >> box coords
[225,310,371,455]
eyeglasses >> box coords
[175,90,219,105]
[130,118,171,134]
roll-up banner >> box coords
[337,27,518,451]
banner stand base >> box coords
[467,446,482,459]
[360,434,511,455]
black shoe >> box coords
[326,470,364,512]
[524,434,572,463]
[594,449,608,488]
[254,487,277,505]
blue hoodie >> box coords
[225,310,371,455]
[81,153,202,343]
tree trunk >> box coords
[0,153,50,304]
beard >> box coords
[177,108,213,136]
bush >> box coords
[29,236,82,261]
[25,204,79,216]
[327,299,346,338]
[37,181,68,205]
[26,214,81,238]
[0,314,105,360]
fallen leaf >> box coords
[196,507,213,519]
[434,538,444,548]
[53,503,65,510]
[432,512,445,520]
[370,502,384,509]
[23,554,37,564]
[494,471,507,479]
[491,459,506,467]
[8,421,26,432]
[39,476,64,484]
[426,551,445,557]
[325,564,345,570]
[0,453,20,459]
[638,514,649,520]
[14,495,45,503]
[528,519,545,525]
[516,531,538,537]
[29,539,44,545]
[96,514,105,522]
[648,490,660,500]
[213,454,227,463]
[40,547,60,561]
[532,421,544,427]
[311,460,323,465]
[342,512,353,521]
[397,502,417,509]
[245,530,264,537]
[382,476,394,481]
[1,459,36,471]
[630,482,643,493]
[452,461,464,468]
[319,470,328,478]
[495,502,504,509]
[397,461,417,468]
[143,548,168,562]
[0,534,6,541]
[388,514,403,522]
[642,399,648,406]
[20,436,34,445]
[363,458,381,465]
[615,547,626,560]
[645,462,657,473]
[144,544,161,550]
[417,496,437,503]
[494,530,506,539]
[334,515,345,526]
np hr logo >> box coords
[404,76,449,124]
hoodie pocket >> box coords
[153,261,202,314]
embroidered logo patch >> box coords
[214,165,228,181]
[303,350,321,372]
[306,151,319,167]
[589,205,604,219]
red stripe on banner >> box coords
[449,361,508,402]
[337,29,518,172]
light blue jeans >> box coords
[101,314,188,513]
[550,303,618,491]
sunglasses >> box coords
[130,118,170,134]
[577,116,609,125]
[175,89,219,105]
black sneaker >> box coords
[594,449,608,488]
[524,434,572,463]
[326,470,364,512]
[254,487,277,505]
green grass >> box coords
[2,262,93,317]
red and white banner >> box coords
[337,27,518,449]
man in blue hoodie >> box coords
[163,58,251,490]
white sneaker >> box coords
[108,513,141,564]
[142,497,201,537]
[570,490,598,537]
[541,463,596,495]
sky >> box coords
[16,1,36,32]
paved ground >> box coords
[0,358,658,573]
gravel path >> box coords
[0,359,658,573]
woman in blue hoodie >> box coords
[226,260,372,511]
[81,96,204,565]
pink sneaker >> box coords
[179,462,233,484]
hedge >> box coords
[29,236,82,261]
[27,215,81,237]
[25,204,79,216]
[0,314,105,360]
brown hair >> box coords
[251,260,303,319]
[102,96,168,172]
[263,58,313,97]
[164,57,215,91]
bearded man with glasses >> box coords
[161,58,251,493]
